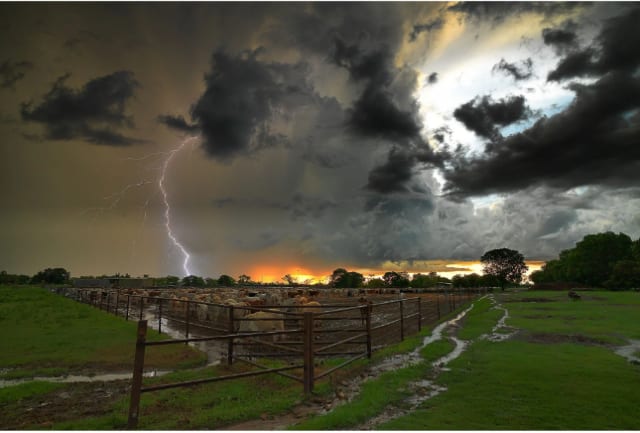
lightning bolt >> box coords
[159,136,198,277]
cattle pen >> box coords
[63,287,483,428]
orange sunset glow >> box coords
[248,260,545,284]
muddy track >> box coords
[223,296,511,431]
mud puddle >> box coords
[357,295,518,429]
[0,369,169,389]
[615,339,640,365]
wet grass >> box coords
[291,335,455,430]
[381,291,640,430]
[504,290,640,343]
[457,295,503,340]
[47,361,306,429]
[0,381,64,405]
[381,340,640,430]
[0,286,205,377]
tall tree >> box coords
[329,268,364,288]
[217,274,236,286]
[480,248,528,290]
[181,275,205,287]
[31,267,70,285]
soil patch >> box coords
[521,332,610,347]
[0,380,129,429]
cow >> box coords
[238,311,285,342]
[568,290,581,300]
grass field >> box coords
[3,287,639,429]
[0,286,206,378]
[379,290,640,430]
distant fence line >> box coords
[64,287,484,428]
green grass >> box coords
[291,333,455,430]
[380,340,640,430]
[457,296,503,340]
[502,291,640,343]
[0,286,205,375]
[380,290,640,430]
[50,362,304,430]
[0,381,65,405]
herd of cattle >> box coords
[69,286,387,339]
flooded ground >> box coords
[615,339,640,365]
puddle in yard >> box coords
[482,300,518,342]
[614,339,640,365]
[0,369,169,389]
[314,302,481,429]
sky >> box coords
[1,2,639,282]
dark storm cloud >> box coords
[449,2,588,25]
[547,50,596,82]
[211,193,337,222]
[331,36,446,192]
[366,148,415,194]
[182,49,314,160]
[547,8,640,81]
[20,71,143,146]
[0,59,33,89]
[157,114,199,133]
[409,18,444,42]
[492,58,533,81]
[542,21,578,53]
[443,71,640,197]
[453,95,531,139]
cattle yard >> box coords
[58,286,483,428]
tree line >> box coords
[1,247,531,289]
[530,231,640,290]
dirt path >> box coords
[0,380,130,429]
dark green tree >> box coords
[31,267,70,285]
[605,260,640,290]
[480,248,528,290]
[329,268,364,288]
[181,275,205,287]
[217,274,236,286]
[238,274,251,284]
[566,232,632,286]
[411,272,440,288]
[382,271,410,288]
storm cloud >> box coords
[20,71,143,146]
[0,59,33,89]
[547,7,640,81]
[443,71,640,197]
[492,58,533,81]
[453,95,531,140]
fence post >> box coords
[365,305,372,359]
[127,320,148,429]
[158,299,163,334]
[399,300,405,341]
[303,312,315,394]
[115,291,120,316]
[417,298,422,332]
[139,297,144,321]
[185,301,191,343]
[436,294,441,320]
[126,295,131,321]
[227,306,234,365]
